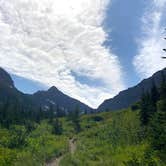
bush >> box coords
[0,148,17,166]
[90,116,104,122]
[9,125,27,148]
[131,103,140,111]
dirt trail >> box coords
[46,156,63,166]
[69,138,77,154]
[46,138,77,166]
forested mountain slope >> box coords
[98,68,166,111]
[0,67,92,113]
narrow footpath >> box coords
[46,138,77,166]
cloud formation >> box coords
[0,0,125,108]
[133,0,166,78]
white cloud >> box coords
[0,0,125,108]
[133,0,166,78]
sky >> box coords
[0,0,166,108]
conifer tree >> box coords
[150,81,159,113]
[140,92,152,126]
[52,118,63,135]
[48,104,54,123]
[69,106,81,133]
[148,74,166,160]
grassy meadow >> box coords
[0,108,165,166]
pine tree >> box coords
[140,81,161,126]
[48,104,54,123]
[69,106,81,133]
[140,92,152,126]
[149,104,166,160]
[159,71,166,99]
[148,74,166,160]
[2,99,10,128]
[52,118,63,135]
[150,81,159,113]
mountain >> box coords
[0,67,22,100]
[98,68,166,112]
[0,67,14,88]
[1,67,166,113]
[32,86,92,112]
[0,68,36,111]
[0,67,92,113]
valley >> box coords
[0,67,165,166]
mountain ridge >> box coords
[1,67,166,113]
[0,67,14,88]
[97,67,166,111]
[0,68,92,113]
[32,86,92,112]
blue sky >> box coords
[0,0,166,108]
[11,74,47,94]
[104,0,146,87]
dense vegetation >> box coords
[61,109,165,166]
[0,75,165,165]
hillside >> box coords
[0,67,165,165]
[61,110,145,166]
[98,68,166,111]
[0,67,92,113]
[0,107,165,165]
[0,68,35,110]
[1,67,165,113]
[32,86,92,112]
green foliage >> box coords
[0,128,10,147]
[0,148,17,166]
[139,78,166,164]
[140,93,153,126]
[123,153,142,166]
[0,106,165,165]
[0,78,165,165]
[89,115,104,122]
[131,102,140,111]
[0,121,68,165]
[25,122,68,163]
[61,110,145,166]
[148,109,166,162]
[140,83,159,126]
[9,125,27,149]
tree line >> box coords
[139,71,166,161]
[0,98,81,135]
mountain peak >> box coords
[48,86,59,93]
[0,67,92,113]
